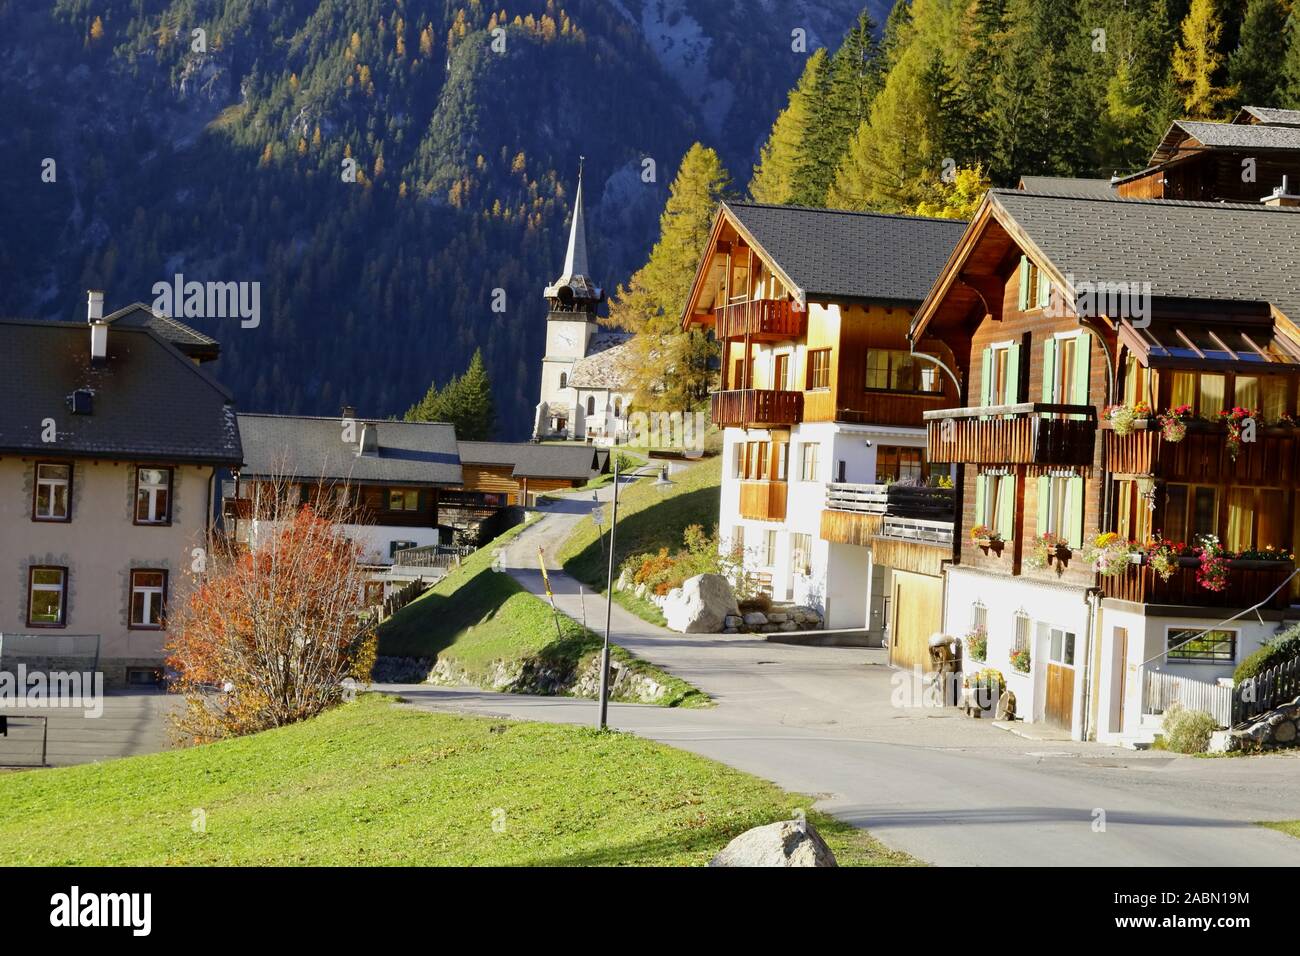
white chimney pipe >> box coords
[90,322,108,364]
[87,289,104,323]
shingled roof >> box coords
[103,302,220,361]
[0,318,241,463]
[723,202,967,306]
[1234,106,1300,128]
[457,441,599,479]
[989,189,1300,321]
[1151,119,1300,164]
[237,414,461,486]
[1018,176,1117,199]
[569,336,634,389]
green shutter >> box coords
[1067,475,1085,548]
[974,475,986,526]
[979,347,993,406]
[1017,255,1030,311]
[1037,268,1051,311]
[1037,475,1051,534]
[1004,343,1020,404]
[1072,332,1091,406]
[998,475,1016,541]
[1041,338,1057,402]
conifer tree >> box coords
[405,348,496,440]
[748,49,831,205]
[1172,0,1237,117]
[1283,12,1300,108]
[1228,0,1290,107]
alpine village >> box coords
[5,0,1300,875]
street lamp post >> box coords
[597,452,619,729]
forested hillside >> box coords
[0,0,866,437]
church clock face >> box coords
[556,329,575,350]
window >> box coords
[755,441,770,480]
[27,567,67,627]
[586,396,596,416]
[981,342,1018,406]
[774,353,791,391]
[876,446,924,484]
[799,442,820,482]
[613,397,622,417]
[387,489,420,511]
[971,602,988,631]
[1164,483,1218,544]
[1169,371,1226,419]
[807,349,831,390]
[1018,256,1049,311]
[774,441,789,481]
[129,570,167,629]
[1044,626,1076,666]
[1013,612,1031,654]
[559,373,567,389]
[1167,627,1237,663]
[976,472,1015,540]
[389,539,417,557]
[864,350,942,393]
[135,467,172,525]
[34,462,72,521]
[733,443,746,479]
[764,529,778,567]
[790,533,812,576]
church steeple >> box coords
[544,163,604,313]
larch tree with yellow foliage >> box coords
[1171,0,1236,118]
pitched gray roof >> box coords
[569,337,634,389]
[237,414,462,485]
[1018,176,1117,199]
[725,202,967,306]
[990,189,1300,321]
[0,318,241,463]
[457,441,599,479]
[103,302,220,359]
[1154,119,1300,163]
[1235,106,1300,127]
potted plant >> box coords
[1195,534,1230,592]
[1146,537,1184,582]
[1157,404,1193,443]
[1218,406,1258,461]
[1107,400,1150,437]
[1009,647,1031,674]
[1086,532,1140,576]
[964,624,988,662]
[1027,531,1070,569]
[963,668,1006,716]
[970,524,1002,552]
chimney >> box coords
[357,423,379,457]
[88,290,107,365]
[1262,176,1300,207]
[341,404,356,421]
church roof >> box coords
[569,334,634,389]
[544,171,604,303]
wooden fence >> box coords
[1143,669,1233,728]
[1232,656,1300,726]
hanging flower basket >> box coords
[1157,404,1192,443]
[1106,401,1150,437]
[1085,532,1140,576]
[1218,406,1259,462]
[1027,532,1070,569]
[970,525,1002,553]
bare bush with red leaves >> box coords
[167,479,377,743]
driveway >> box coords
[384,482,1300,866]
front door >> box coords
[1044,626,1076,730]
[1108,627,1128,734]
[889,571,942,672]
[774,353,790,391]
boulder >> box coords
[709,820,837,867]
[661,573,740,634]
[723,614,744,629]
[743,611,769,627]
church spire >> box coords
[544,161,604,312]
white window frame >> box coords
[790,532,812,577]
[135,467,172,524]
[35,463,71,520]
[1166,626,1238,664]
[28,567,66,626]
[800,442,820,482]
[129,570,167,629]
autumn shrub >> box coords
[1161,702,1217,754]
[167,480,377,743]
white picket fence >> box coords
[1142,669,1233,728]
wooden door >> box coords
[774,353,790,391]
[1046,663,1075,730]
[1109,627,1127,734]
[889,571,942,672]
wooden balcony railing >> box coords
[821,483,954,548]
[924,403,1097,466]
[1105,420,1300,482]
[711,388,804,428]
[1100,556,1294,610]
[714,299,805,342]
[738,480,788,521]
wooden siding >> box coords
[1101,557,1293,610]
[1117,152,1300,203]
[1104,422,1300,483]
[739,480,788,521]
[871,537,948,577]
[819,509,882,546]
[926,406,1097,466]
[460,464,521,503]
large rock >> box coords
[709,820,838,867]
[661,573,739,633]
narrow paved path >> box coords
[385,479,1300,867]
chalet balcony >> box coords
[738,479,788,522]
[1101,556,1294,610]
[1105,419,1300,482]
[820,483,955,548]
[714,299,805,342]
[924,403,1097,467]
[711,388,803,428]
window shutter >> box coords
[1072,332,1091,406]
[1037,475,1051,534]
[1017,255,1030,311]
[1004,343,1021,404]
[1037,268,1050,311]
[1041,338,1057,402]
[974,475,986,526]
[1067,475,1085,548]
[980,347,993,407]
[998,475,1016,541]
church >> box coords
[532,170,634,444]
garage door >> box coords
[889,571,943,672]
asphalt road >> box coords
[384,481,1300,866]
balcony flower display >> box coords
[1195,535,1230,592]
[1236,545,1294,562]
[964,625,988,662]
[1157,404,1193,442]
[1106,400,1150,437]
[1026,531,1070,569]
[1009,646,1031,674]
[970,524,1001,548]
[1085,532,1140,576]
[1217,406,1258,461]
[1145,537,1184,582]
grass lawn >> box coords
[376,518,704,707]
[0,696,916,866]
[1262,820,1300,839]
[557,456,722,627]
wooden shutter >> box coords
[1042,338,1057,402]
[1004,343,1021,404]
[1017,255,1030,311]
[1072,332,1091,406]
[1067,475,1085,548]
[1037,267,1051,310]
[997,476,1016,540]
[980,347,993,407]
[1037,475,1051,534]
[974,474,986,528]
